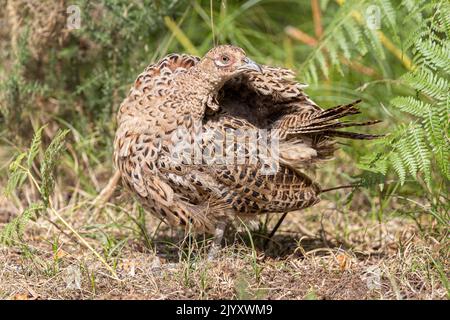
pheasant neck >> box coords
[175,67,224,120]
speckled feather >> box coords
[114,46,379,234]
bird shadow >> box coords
[234,231,337,259]
[147,227,347,263]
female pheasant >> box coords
[114,45,379,257]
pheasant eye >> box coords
[215,55,232,67]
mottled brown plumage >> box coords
[114,45,379,250]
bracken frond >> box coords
[391,96,432,117]
[389,152,406,185]
[407,125,432,186]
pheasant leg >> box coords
[263,212,288,249]
[207,221,227,260]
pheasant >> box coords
[114,45,380,257]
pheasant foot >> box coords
[207,221,227,261]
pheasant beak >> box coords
[239,57,263,73]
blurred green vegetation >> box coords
[0,0,448,239]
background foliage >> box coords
[0,0,448,298]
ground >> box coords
[0,192,447,300]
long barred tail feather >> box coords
[321,130,383,140]
[287,120,382,134]
[284,100,382,140]
[320,184,359,193]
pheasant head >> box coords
[196,45,262,88]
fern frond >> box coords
[391,96,432,117]
[355,171,386,189]
[335,28,351,60]
[395,128,418,179]
[327,42,342,74]
[435,2,450,34]
[422,108,446,151]
[402,68,448,101]
[299,0,376,82]
[401,0,428,25]
[316,50,329,78]
[343,18,364,54]
[423,99,450,179]
[307,63,319,85]
[415,39,450,73]
[362,27,385,60]
[358,152,389,175]
[381,0,449,188]
[408,125,432,186]
[377,0,397,32]
[389,152,407,185]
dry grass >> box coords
[0,187,448,300]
